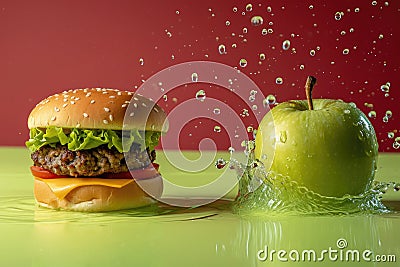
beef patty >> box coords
[31,143,156,177]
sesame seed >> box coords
[109,114,113,121]
[142,102,147,107]
[71,101,75,104]
[51,116,56,121]
[133,103,138,108]
[90,100,95,104]
[133,97,138,101]
[62,103,68,108]
[154,107,159,112]
[104,107,110,112]
[121,104,127,108]
[76,123,81,127]
[117,92,122,95]
[75,97,80,101]
[54,107,60,112]
[102,91,108,94]
[103,119,109,124]
[124,100,130,104]
[83,113,89,118]
[128,92,133,95]
[109,95,116,99]
[86,92,92,97]
[63,95,68,98]
[129,112,135,117]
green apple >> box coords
[255,77,378,197]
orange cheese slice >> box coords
[35,177,133,199]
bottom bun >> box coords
[33,176,163,212]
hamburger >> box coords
[26,88,168,212]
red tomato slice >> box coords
[30,165,160,180]
[30,166,69,179]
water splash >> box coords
[231,141,392,216]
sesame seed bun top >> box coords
[27,88,168,132]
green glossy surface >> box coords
[0,147,399,266]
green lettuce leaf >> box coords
[26,126,161,153]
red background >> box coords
[1,0,399,152]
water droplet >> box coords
[162,94,168,101]
[309,5,314,9]
[252,104,258,110]
[358,130,365,141]
[368,111,377,118]
[242,27,248,34]
[384,2,389,7]
[225,20,231,26]
[282,40,291,50]
[251,16,264,26]
[261,28,268,35]
[386,81,391,87]
[215,158,226,169]
[267,28,273,34]
[233,7,238,12]
[259,53,266,60]
[383,116,389,123]
[372,1,377,6]
[310,49,316,56]
[393,141,400,150]
[354,7,360,12]
[388,132,394,139]
[385,110,392,118]
[213,108,221,115]
[195,89,206,101]
[344,109,351,114]
[280,131,287,143]
[263,95,276,106]
[340,30,346,36]
[334,11,342,20]
[246,3,253,12]
[343,48,350,55]
[214,125,221,133]
[266,6,272,12]
[380,84,390,92]
[261,154,267,160]
[275,77,283,84]
[228,147,235,153]
[249,95,255,102]
[191,73,199,82]
[218,44,227,54]
[247,126,254,133]
[139,58,144,65]
[394,183,400,191]
[349,28,355,33]
[241,108,249,117]
[239,58,248,67]
[299,64,305,70]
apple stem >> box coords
[305,76,317,110]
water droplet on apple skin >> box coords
[279,131,287,143]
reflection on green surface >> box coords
[0,147,399,266]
